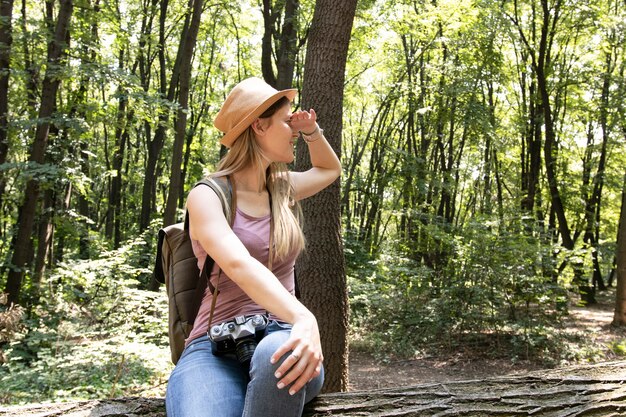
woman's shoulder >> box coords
[189,175,231,197]
[187,178,225,205]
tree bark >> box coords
[613,171,626,326]
[295,0,357,393]
[4,0,73,305]
[2,361,625,417]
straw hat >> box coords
[214,77,297,148]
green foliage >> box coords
[0,233,171,405]
[347,216,572,363]
[608,340,626,356]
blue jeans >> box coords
[165,321,324,417]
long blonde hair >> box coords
[211,101,305,262]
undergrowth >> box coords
[345,219,626,366]
[0,219,625,405]
[0,230,173,405]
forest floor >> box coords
[347,288,626,391]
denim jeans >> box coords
[165,320,324,417]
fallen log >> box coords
[1,361,624,416]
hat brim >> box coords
[220,89,297,148]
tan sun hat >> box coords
[214,77,297,148]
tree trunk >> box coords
[163,0,204,227]
[3,361,625,417]
[261,0,299,90]
[295,0,357,393]
[536,4,572,251]
[78,138,90,258]
[32,189,55,293]
[0,0,14,209]
[613,171,626,326]
[139,0,184,231]
[4,0,73,305]
[76,0,100,258]
[584,45,614,293]
[107,50,128,243]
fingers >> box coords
[270,341,293,366]
[272,340,299,379]
[290,108,317,124]
[270,315,323,395]
[271,340,323,395]
[276,351,323,395]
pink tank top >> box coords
[186,207,297,345]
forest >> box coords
[0,0,626,405]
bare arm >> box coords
[187,185,322,394]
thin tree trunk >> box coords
[53,182,72,265]
[4,0,73,305]
[295,0,357,393]
[33,188,55,294]
[613,171,626,326]
[261,0,300,90]
[0,0,14,209]
[75,0,100,258]
[107,48,128,243]
[139,0,185,231]
[163,0,204,226]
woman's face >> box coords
[255,103,296,164]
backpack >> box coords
[154,176,234,364]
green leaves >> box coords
[0,232,170,405]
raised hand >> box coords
[290,109,318,137]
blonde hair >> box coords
[211,119,305,263]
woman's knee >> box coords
[249,330,289,378]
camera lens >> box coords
[235,340,257,365]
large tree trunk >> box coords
[613,171,626,326]
[295,0,357,393]
[163,0,204,226]
[4,0,73,305]
[3,361,625,417]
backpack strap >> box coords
[185,176,234,322]
[154,228,168,284]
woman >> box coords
[165,77,341,417]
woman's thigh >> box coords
[243,322,324,417]
[165,336,248,417]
